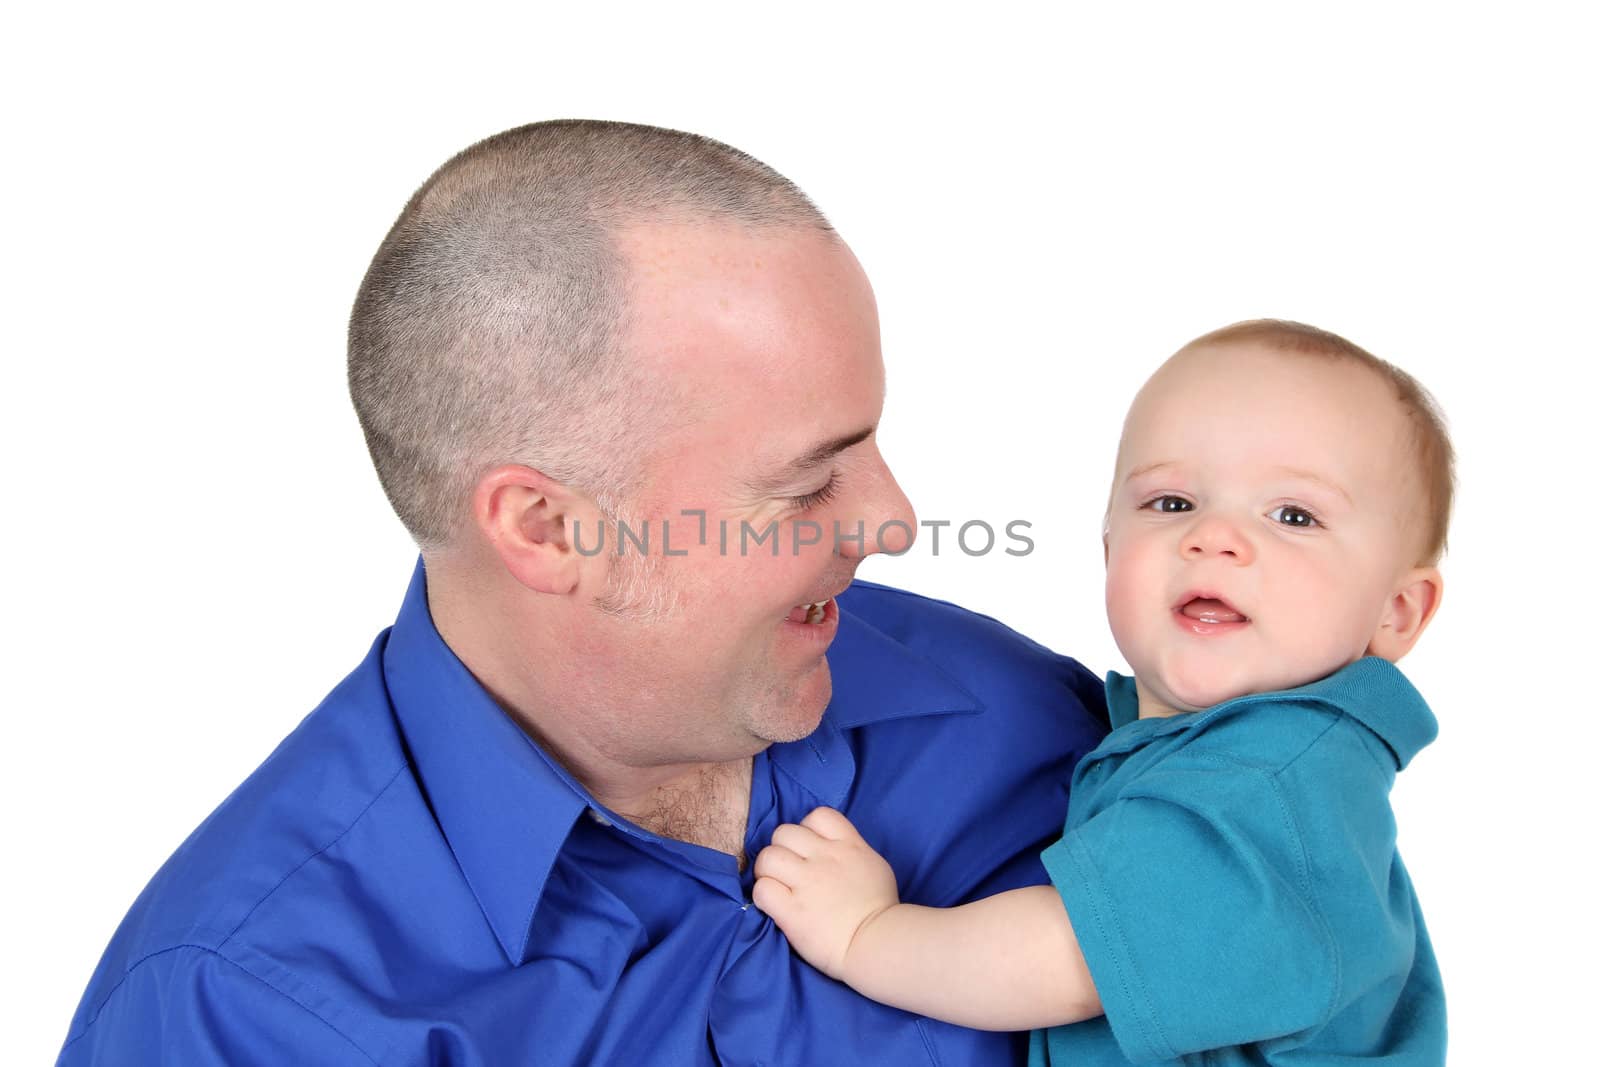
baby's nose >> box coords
[1180,515,1255,563]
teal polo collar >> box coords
[1105,656,1437,769]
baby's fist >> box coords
[752,807,899,980]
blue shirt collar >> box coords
[820,593,985,728]
[383,560,586,965]
[1104,656,1437,768]
[383,559,981,964]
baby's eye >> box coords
[1144,495,1193,513]
[1269,505,1319,528]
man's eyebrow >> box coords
[747,426,875,492]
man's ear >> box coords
[1367,566,1443,662]
[471,465,600,596]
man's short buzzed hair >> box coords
[1187,319,1456,565]
[349,120,834,549]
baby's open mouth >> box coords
[1176,595,1249,624]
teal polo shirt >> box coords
[1031,656,1446,1066]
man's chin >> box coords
[752,661,833,744]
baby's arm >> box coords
[751,807,1102,1031]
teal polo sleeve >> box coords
[1041,754,1339,1062]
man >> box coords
[59,121,1107,1065]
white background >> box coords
[7,4,1594,1063]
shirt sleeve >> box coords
[57,946,377,1067]
[1041,758,1338,1062]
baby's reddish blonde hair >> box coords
[1185,319,1455,565]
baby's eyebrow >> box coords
[1274,466,1354,505]
[1121,461,1354,506]
[1122,460,1179,485]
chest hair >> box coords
[619,759,752,870]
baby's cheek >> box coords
[1279,617,1369,689]
[1286,569,1383,667]
[1103,555,1148,656]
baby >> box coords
[753,320,1451,1064]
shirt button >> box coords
[586,808,612,827]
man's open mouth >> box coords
[787,599,831,625]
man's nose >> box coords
[848,450,917,559]
[1180,514,1254,564]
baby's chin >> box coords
[1157,678,1250,714]
[1154,661,1344,713]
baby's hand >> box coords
[752,807,900,981]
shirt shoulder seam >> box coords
[218,761,410,948]
[60,942,381,1064]
[1054,839,1175,1059]
[1270,712,1345,776]
[1155,739,1346,1029]
[1266,717,1347,1026]
[1173,704,1343,776]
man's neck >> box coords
[607,757,754,869]
[425,557,757,864]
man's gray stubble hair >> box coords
[348,119,835,550]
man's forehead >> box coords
[611,220,884,495]
[619,224,870,363]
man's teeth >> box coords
[799,600,828,624]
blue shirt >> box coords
[1031,657,1446,1066]
[60,562,1107,1066]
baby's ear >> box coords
[1367,566,1443,662]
